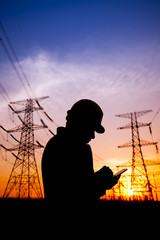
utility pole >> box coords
[116,110,158,200]
[1,97,48,198]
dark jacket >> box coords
[42,127,109,207]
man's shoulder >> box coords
[45,127,92,153]
[46,127,66,144]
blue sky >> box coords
[1,0,160,59]
[0,0,160,172]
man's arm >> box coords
[94,166,119,197]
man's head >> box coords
[66,99,105,143]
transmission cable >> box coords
[0,37,30,97]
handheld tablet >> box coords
[114,168,127,177]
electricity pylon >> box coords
[1,97,48,198]
[116,110,158,200]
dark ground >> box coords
[1,197,160,207]
[1,198,160,213]
[1,199,159,235]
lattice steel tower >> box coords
[116,110,158,200]
[2,97,48,198]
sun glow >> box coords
[100,171,160,201]
[125,186,134,197]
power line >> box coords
[0,21,57,131]
[0,37,30,97]
[0,21,34,98]
[150,106,160,124]
[0,82,11,103]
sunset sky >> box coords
[0,0,160,198]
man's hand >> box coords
[95,166,120,191]
[105,175,120,190]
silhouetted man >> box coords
[42,99,119,208]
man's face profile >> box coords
[75,123,96,144]
[66,99,105,143]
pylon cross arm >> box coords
[140,140,158,147]
[118,141,132,148]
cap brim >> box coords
[95,125,105,134]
